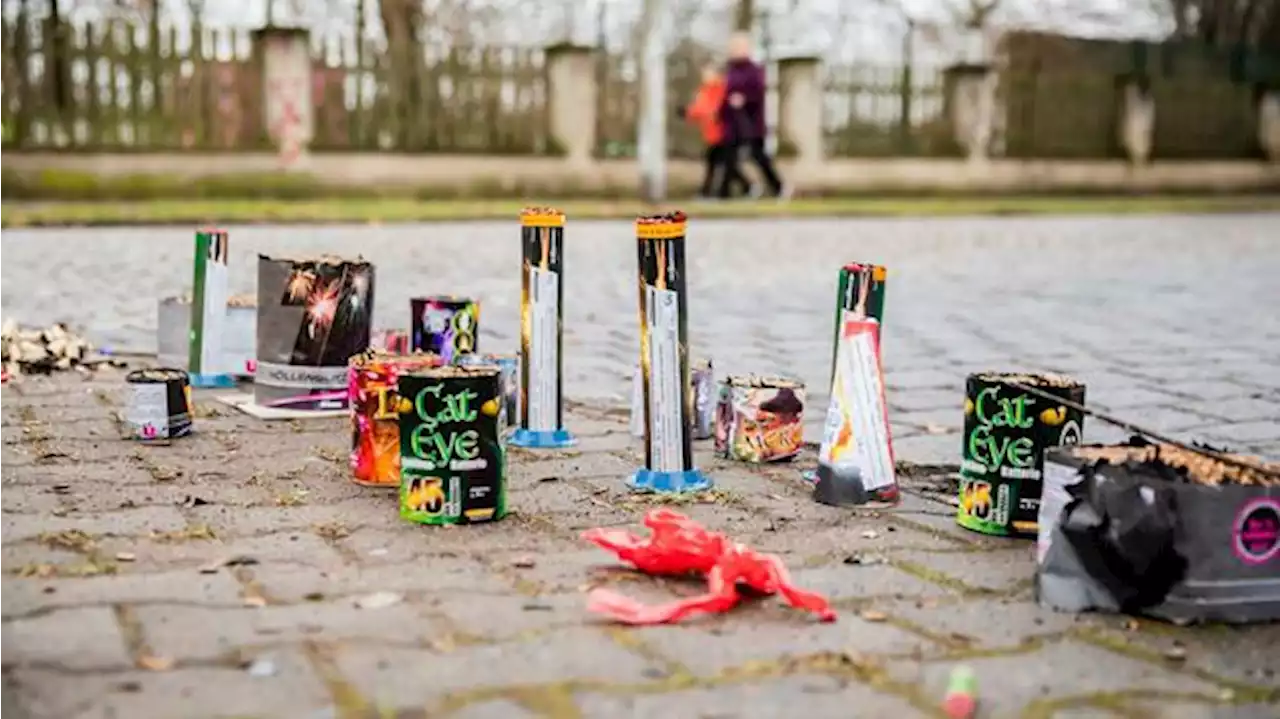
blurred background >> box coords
[3,0,1278,163]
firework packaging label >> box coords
[348,349,443,488]
[411,296,479,365]
[458,353,518,432]
[630,213,711,493]
[813,318,898,507]
[511,208,576,448]
[1038,439,1280,623]
[714,376,806,463]
[399,365,507,525]
[125,368,193,440]
[255,255,375,412]
[374,329,410,355]
[830,263,887,382]
[158,295,257,378]
[188,229,234,387]
[958,372,1085,537]
[631,358,714,440]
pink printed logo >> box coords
[141,424,158,440]
[1232,498,1280,566]
[245,359,257,374]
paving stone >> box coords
[785,563,959,601]
[1194,420,1280,445]
[889,547,1037,594]
[426,593,584,640]
[1,461,156,487]
[1,506,189,543]
[885,639,1222,718]
[877,595,1085,648]
[1,607,132,670]
[575,675,927,718]
[94,529,346,572]
[2,570,245,618]
[251,559,511,603]
[1181,397,1280,424]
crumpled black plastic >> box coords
[1057,445,1189,612]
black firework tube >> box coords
[958,372,1086,537]
[125,367,193,440]
[636,212,695,473]
[514,207,572,444]
[254,255,375,411]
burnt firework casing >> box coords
[631,358,714,440]
[511,208,575,448]
[255,255,375,412]
[958,372,1086,537]
[457,353,519,432]
[411,296,479,365]
[714,376,806,463]
[1038,440,1280,623]
[125,368,193,440]
[630,213,711,493]
[399,365,507,525]
[829,263,887,382]
[348,350,444,488]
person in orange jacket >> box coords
[682,64,750,199]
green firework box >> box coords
[399,364,507,525]
[511,207,575,448]
[630,212,711,493]
[828,263,887,384]
[188,229,233,387]
[957,372,1086,537]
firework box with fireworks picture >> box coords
[630,212,711,493]
[713,375,806,463]
[399,364,508,525]
[125,368,194,440]
[348,349,444,489]
[957,372,1086,537]
[411,296,480,365]
[812,316,898,507]
[1037,438,1280,623]
[511,207,576,449]
[253,255,375,412]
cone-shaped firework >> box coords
[188,229,234,388]
[254,254,375,412]
[629,212,711,493]
[510,207,576,448]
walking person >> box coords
[718,32,788,200]
[683,64,750,199]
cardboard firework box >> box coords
[812,317,898,506]
[714,375,806,463]
[630,212,710,493]
[255,255,375,411]
[188,229,233,387]
[348,349,443,488]
[399,364,507,525]
[411,296,480,365]
[511,207,575,448]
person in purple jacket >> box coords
[718,32,787,200]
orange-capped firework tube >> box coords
[630,212,711,493]
[510,207,576,449]
[348,349,443,488]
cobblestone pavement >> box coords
[3,215,1280,718]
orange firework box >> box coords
[348,348,443,487]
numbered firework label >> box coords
[412,297,480,365]
[399,366,507,525]
[957,372,1085,537]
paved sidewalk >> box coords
[2,370,1278,719]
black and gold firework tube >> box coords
[510,207,576,449]
[254,254,375,412]
[629,212,711,493]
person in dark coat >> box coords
[718,32,787,199]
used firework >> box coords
[829,263,887,382]
[399,364,507,525]
[511,207,575,448]
[631,212,711,493]
[255,255,375,411]
[714,375,806,463]
[125,368,193,440]
[373,329,410,355]
[958,372,1085,537]
[411,296,479,364]
[348,349,443,488]
[813,317,898,506]
[457,353,518,432]
[158,294,257,378]
[631,358,714,440]
[189,229,234,387]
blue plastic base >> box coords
[627,468,713,494]
[189,373,236,389]
[508,428,577,449]
[800,469,819,483]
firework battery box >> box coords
[125,368,194,440]
[411,296,480,365]
[714,375,806,463]
[399,364,508,525]
[348,349,444,488]
[957,372,1086,537]
[1037,438,1280,624]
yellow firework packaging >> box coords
[399,364,507,525]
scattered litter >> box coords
[201,555,259,573]
[246,657,278,678]
[115,552,137,562]
[369,548,389,557]
[942,664,977,719]
[522,602,554,612]
[842,554,887,566]
[860,530,879,540]
[243,595,268,608]
[51,484,72,494]
[1,321,123,376]
[511,557,536,569]
[180,495,209,508]
[924,423,951,435]
[1164,643,1188,662]
[354,591,403,610]
[859,610,889,622]
[537,475,562,483]
[137,655,175,672]
[581,509,835,625]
